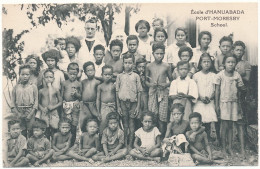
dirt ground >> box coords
[40,140,258,167]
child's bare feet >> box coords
[34,161,40,167]
[100,157,110,164]
[227,147,234,156]
[213,139,220,146]
[154,157,161,163]
[221,149,228,158]
[88,158,94,164]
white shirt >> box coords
[94,62,105,78]
[135,127,161,149]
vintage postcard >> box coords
[1,0,258,167]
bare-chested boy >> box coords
[105,39,124,82]
[38,69,62,140]
[186,113,224,165]
[80,61,101,130]
[61,63,81,146]
[96,65,117,133]
[52,118,92,162]
[146,42,173,137]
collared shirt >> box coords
[116,71,143,102]
[135,127,161,149]
[214,70,244,102]
[7,134,27,158]
[27,135,51,152]
[11,82,38,109]
[101,128,124,150]
[169,76,198,102]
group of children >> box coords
[6,18,251,167]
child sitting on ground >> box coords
[80,61,101,130]
[186,112,224,164]
[61,63,81,145]
[129,111,162,162]
[26,119,54,166]
[96,65,117,133]
[6,120,29,167]
[38,69,62,140]
[11,64,38,138]
[92,112,127,163]
[52,118,92,162]
[169,61,198,121]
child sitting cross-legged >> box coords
[129,111,162,162]
[92,112,127,163]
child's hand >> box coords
[117,107,123,116]
[97,114,102,121]
[140,148,147,156]
[109,151,115,156]
[158,83,168,89]
[134,106,140,118]
[42,107,48,114]
[47,105,54,111]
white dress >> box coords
[193,71,217,123]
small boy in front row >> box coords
[61,63,81,145]
[26,119,54,166]
[92,112,128,163]
[96,65,117,133]
[116,53,143,149]
[6,120,29,167]
[186,113,224,165]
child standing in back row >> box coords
[214,54,246,157]
[146,43,173,137]
[116,53,142,149]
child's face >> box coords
[153,49,165,62]
[178,63,189,78]
[200,34,211,48]
[86,121,98,135]
[153,20,162,30]
[28,58,37,71]
[116,35,124,42]
[9,123,21,139]
[142,115,153,131]
[224,57,236,72]
[20,68,31,84]
[127,40,138,53]
[123,58,134,72]
[68,69,78,82]
[233,46,245,59]
[102,68,113,82]
[94,50,104,63]
[46,58,56,69]
[108,119,118,131]
[44,72,54,84]
[66,43,76,57]
[137,23,148,37]
[176,30,186,45]
[136,62,146,74]
[219,41,232,55]
[155,31,166,43]
[58,40,66,50]
[59,122,71,135]
[170,108,183,123]
[190,117,201,132]
[180,51,191,62]
[33,128,44,138]
[84,65,95,78]
[201,56,211,71]
[111,46,122,60]
[85,22,96,38]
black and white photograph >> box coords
[1,0,258,167]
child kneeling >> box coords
[92,112,127,163]
[129,111,162,162]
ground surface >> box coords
[39,140,258,167]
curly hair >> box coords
[65,36,81,52]
[25,54,43,76]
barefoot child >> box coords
[169,61,198,121]
[80,61,101,129]
[186,113,224,164]
[146,43,173,137]
[96,65,117,133]
[129,111,162,162]
[193,53,218,143]
[52,118,92,162]
[26,119,54,166]
[61,63,81,145]
[214,54,246,157]
[92,112,127,163]
[6,120,29,167]
[11,65,38,138]
[38,69,62,140]
[116,53,142,148]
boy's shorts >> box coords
[120,100,137,118]
[63,100,80,126]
